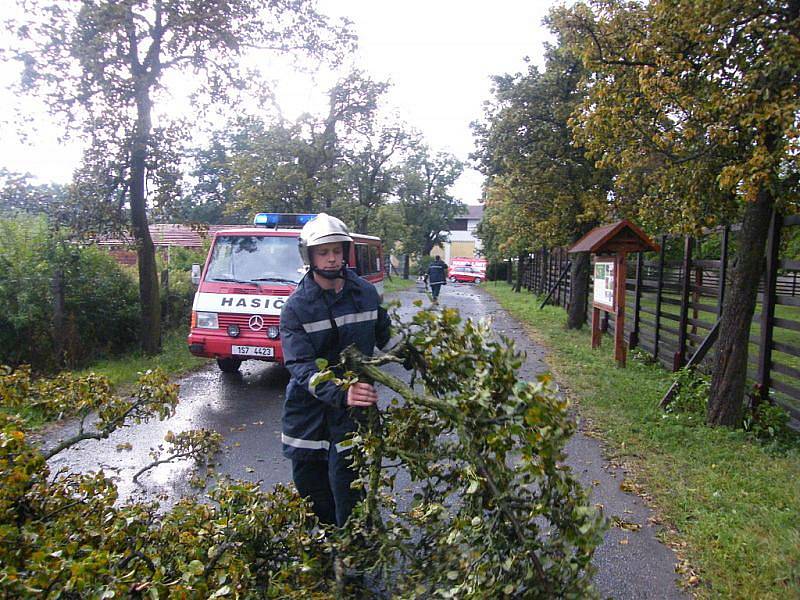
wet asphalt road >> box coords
[44,280,686,599]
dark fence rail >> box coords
[519,214,800,422]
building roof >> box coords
[96,224,235,249]
[464,204,484,220]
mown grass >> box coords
[484,281,800,600]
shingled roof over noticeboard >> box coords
[569,220,659,254]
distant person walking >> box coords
[425,256,448,302]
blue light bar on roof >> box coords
[253,213,317,228]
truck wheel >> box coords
[217,357,242,373]
[449,276,457,283]
[474,277,482,284]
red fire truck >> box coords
[188,213,385,372]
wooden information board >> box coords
[569,220,660,368]
[593,258,616,312]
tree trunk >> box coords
[707,188,774,426]
[131,86,161,355]
[567,251,590,329]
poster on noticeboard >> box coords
[593,258,615,312]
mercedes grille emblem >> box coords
[248,315,264,331]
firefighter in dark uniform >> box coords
[279,213,391,527]
[425,255,449,302]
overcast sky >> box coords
[0,0,557,204]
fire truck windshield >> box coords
[206,235,305,285]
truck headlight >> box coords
[195,311,219,329]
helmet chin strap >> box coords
[312,265,347,280]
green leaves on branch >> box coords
[322,303,607,597]
[0,301,606,597]
[0,368,330,598]
[133,429,224,483]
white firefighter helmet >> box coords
[298,213,353,265]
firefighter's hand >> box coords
[347,382,378,407]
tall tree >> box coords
[552,0,800,425]
[472,39,612,328]
[340,119,412,233]
[396,146,465,258]
[166,136,246,225]
[474,179,539,265]
[220,71,393,224]
[6,0,353,353]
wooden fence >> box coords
[520,213,800,422]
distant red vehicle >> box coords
[449,257,487,284]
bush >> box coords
[665,367,798,451]
[162,268,196,330]
[665,367,709,418]
[0,215,140,370]
[743,398,794,448]
[156,247,205,331]
[414,254,434,276]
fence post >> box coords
[536,248,550,295]
[556,248,567,308]
[161,268,170,326]
[51,269,65,367]
[529,252,536,291]
[532,248,544,294]
[757,210,781,402]
[692,264,702,337]
[717,226,729,315]
[674,236,694,371]
[630,252,644,349]
[654,235,667,360]
[614,251,629,367]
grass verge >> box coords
[384,276,417,294]
[75,326,209,393]
[483,281,800,600]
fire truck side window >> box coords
[354,244,370,275]
[368,245,380,274]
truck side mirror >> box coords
[191,264,201,286]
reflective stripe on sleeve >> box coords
[281,433,330,451]
[303,318,335,334]
[301,310,378,334]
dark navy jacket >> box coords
[279,268,391,460]
[426,259,448,285]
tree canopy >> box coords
[472,35,613,326]
[396,146,465,258]
[4,0,355,353]
[551,0,799,425]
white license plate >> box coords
[232,345,274,357]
